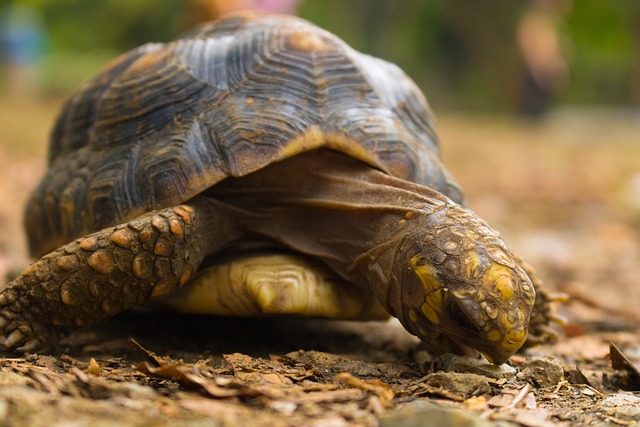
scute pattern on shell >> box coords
[25,12,462,258]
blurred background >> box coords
[2,0,639,109]
[0,0,639,326]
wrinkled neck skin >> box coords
[206,149,536,364]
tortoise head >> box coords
[396,200,536,365]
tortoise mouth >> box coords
[445,335,512,365]
[450,339,482,360]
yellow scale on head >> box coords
[502,329,527,352]
[483,264,516,301]
[463,250,482,279]
[482,261,528,353]
[410,254,447,325]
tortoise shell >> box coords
[25,12,463,257]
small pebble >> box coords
[434,353,517,380]
[595,394,640,422]
[380,401,513,427]
[86,358,102,376]
[423,372,492,399]
[516,356,564,387]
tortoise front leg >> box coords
[516,258,568,347]
[0,198,231,353]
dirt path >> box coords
[0,98,639,426]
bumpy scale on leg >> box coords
[0,202,213,352]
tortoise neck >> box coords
[207,150,460,302]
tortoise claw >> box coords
[17,338,43,354]
[546,292,570,303]
[1,329,25,349]
[515,255,568,348]
[547,312,568,326]
[0,324,39,352]
[0,304,46,353]
[536,324,560,340]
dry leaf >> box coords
[334,372,394,406]
[70,366,89,384]
[488,384,531,409]
[609,342,640,380]
[137,362,262,399]
[129,338,166,367]
[292,388,363,403]
[524,392,537,410]
[224,353,262,373]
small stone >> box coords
[435,353,517,380]
[517,356,564,388]
[422,372,492,400]
[86,358,102,376]
[595,394,640,422]
[464,395,489,411]
[380,401,505,427]
[110,381,159,399]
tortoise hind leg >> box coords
[0,198,232,353]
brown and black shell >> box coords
[25,12,463,258]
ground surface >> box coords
[0,97,639,426]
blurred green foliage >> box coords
[4,0,184,51]
[564,1,639,104]
[0,0,637,111]
[300,0,528,110]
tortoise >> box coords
[0,12,563,363]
